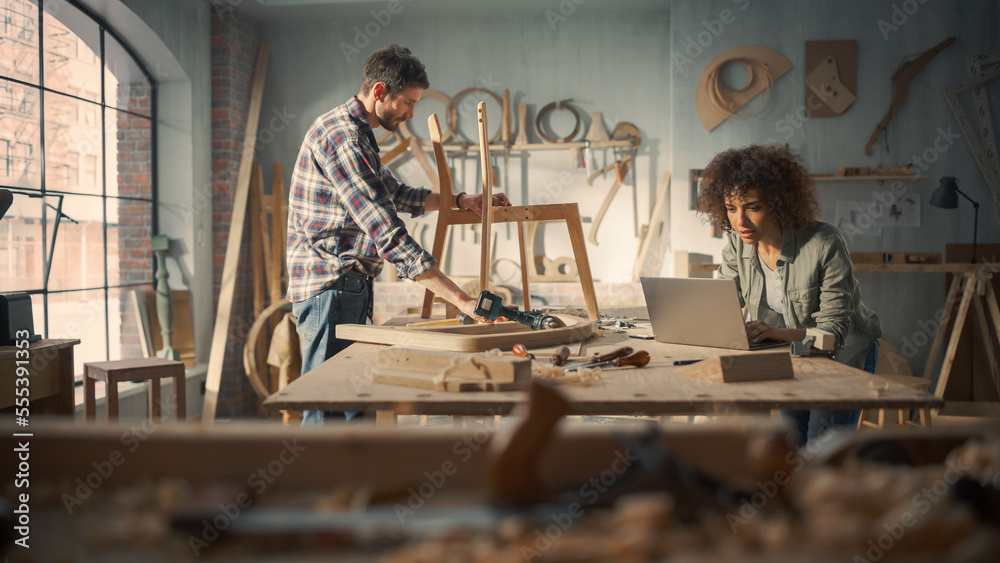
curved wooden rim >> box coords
[535,99,581,144]
[450,87,503,143]
[398,90,455,142]
[337,314,593,353]
[243,299,292,400]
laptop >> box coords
[640,277,788,351]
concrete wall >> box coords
[101,0,999,386]
[254,10,672,283]
[97,0,214,365]
[669,0,999,375]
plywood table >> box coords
[264,324,944,428]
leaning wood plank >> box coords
[933,276,977,398]
[676,351,794,383]
[130,289,154,357]
[336,314,592,352]
[249,161,266,317]
[270,162,286,303]
[632,172,671,282]
[922,274,964,380]
[203,44,269,424]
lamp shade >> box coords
[930,177,960,209]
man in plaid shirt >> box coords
[286,44,510,424]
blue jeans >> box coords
[781,340,880,445]
[294,270,372,425]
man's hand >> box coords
[459,192,511,216]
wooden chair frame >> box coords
[420,111,599,321]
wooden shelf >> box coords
[811,175,928,182]
[384,138,633,154]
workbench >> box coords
[264,318,943,427]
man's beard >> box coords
[377,107,404,131]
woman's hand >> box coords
[745,320,781,343]
[459,192,511,216]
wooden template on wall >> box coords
[804,40,857,118]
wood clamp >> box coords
[534,99,581,143]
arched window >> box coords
[1,0,156,376]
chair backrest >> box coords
[427,114,453,210]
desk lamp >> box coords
[930,177,979,264]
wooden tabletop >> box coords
[264,325,944,416]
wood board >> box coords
[675,351,794,383]
[696,45,792,132]
[804,40,857,118]
[203,44,269,423]
[337,314,592,353]
[266,329,944,416]
[371,347,531,392]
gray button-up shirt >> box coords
[718,221,882,370]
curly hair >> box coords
[697,144,818,233]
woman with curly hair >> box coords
[697,144,881,444]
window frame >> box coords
[0,0,158,374]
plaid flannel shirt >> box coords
[285,96,436,303]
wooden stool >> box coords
[858,372,932,429]
[84,358,186,421]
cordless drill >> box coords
[474,290,561,330]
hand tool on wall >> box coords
[864,37,955,156]
[588,122,640,245]
[474,290,561,331]
[514,102,529,146]
[534,99,581,143]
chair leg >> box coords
[562,205,600,321]
[84,369,96,421]
[148,378,161,422]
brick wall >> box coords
[116,96,154,359]
[210,9,261,418]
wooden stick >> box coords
[270,163,286,303]
[588,157,632,246]
[251,162,269,312]
[933,275,977,398]
[922,274,964,380]
[632,172,671,281]
[203,44,269,424]
[478,102,493,293]
[421,114,453,319]
[379,137,411,165]
[502,89,512,143]
[514,102,528,146]
[517,220,530,313]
